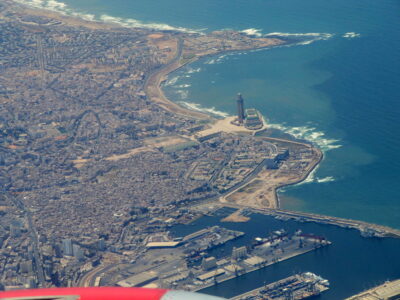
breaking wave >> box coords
[204,54,229,65]
[265,32,334,39]
[175,90,189,100]
[343,32,361,38]
[317,176,335,183]
[14,0,200,32]
[164,76,181,87]
[98,14,198,32]
[14,0,96,21]
[241,28,263,37]
[270,123,339,188]
[301,164,320,185]
[268,123,342,152]
[265,32,335,47]
[175,84,191,88]
[291,169,335,187]
[179,101,229,118]
[186,67,202,74]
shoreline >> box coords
[5,0,323,217]
[275,147,323,207]
[144,38,288,122]
[6,0,122,30]
[143,40,214,120]
[7,0,398,236]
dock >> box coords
[230,272,329,300]
[189,231,331,292]
[345,279,400,300]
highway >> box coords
[6,194,46,287]
[143,37,211,120]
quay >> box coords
[218,203,400,239]
[230,272,329,300]
[345,279,400,300]
[191,231,331,292]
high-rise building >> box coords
[62,239,73,256]
[236,93,245,124]
[73,244,84,261]
[98,238,106,251]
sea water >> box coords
[171,210,400,299]
[15,0,400,297]
[19,1,399,223]
[37,0,400,228]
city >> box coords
[0,0,399,299]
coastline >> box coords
[12,0,322,214]
[275,146,323,207]
[143,39,213,120]
[6,0,398,236]
[144,37,286,122]
[4,0,322,218]
[6,0,121,30]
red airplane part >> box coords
[0,287,226,300]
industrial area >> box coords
[231,272,330,300]
[1,1,400,299]
[91,227,331,292]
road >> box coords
[143,37,211,120]
[7,194,46,287]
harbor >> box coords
[189,230,330,292]
[183,210,400,299]
[230,272,329,300]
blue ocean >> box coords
[22,0,400,228]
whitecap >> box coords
[179,101,229,118]
[175,90,189,100]
[186,67,202,74]
[100,14,199,32]
[268,123,342,152]
[265,32,333,39]
[342,32,361,39]
[47,0,66,9]
[14,0,200,32]
[316,176,335,183]
[296,40,315,46]
[291,163,320,187]
[14,0,99,21]
[264,32,334,46]
[175,84,191,88]
[241,28,263,37]
[205,59,216,65]
[164,76,180,86]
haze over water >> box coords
[29,0,400,228]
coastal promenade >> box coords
[144,31,284,122]
[144,38,212,120]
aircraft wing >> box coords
[0,287,226,300]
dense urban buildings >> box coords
[0,0,399,297]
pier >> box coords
[230,272,329,300]
[191,231,331,292]
[219,203,400,239]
